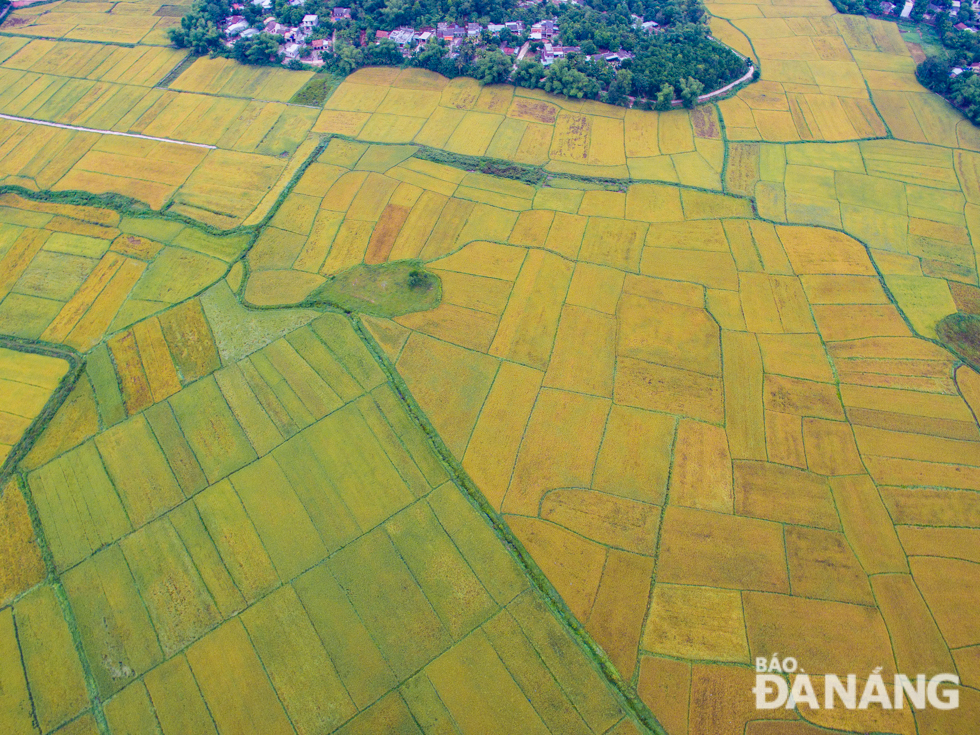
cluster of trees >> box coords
[917,55,980,124]
[168,0,230,54]
[169,0,748,105]
[629,25,746,99]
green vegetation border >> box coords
[0,337,82,489]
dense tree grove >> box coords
[168,0,231,54]
[916,54,980,124]
[170,0,749,104]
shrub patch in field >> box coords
[304,261,441,317]
[937,312,980,372]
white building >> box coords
[302,14,318,31]
[226,20,249,36]
[900,0,914,16]
[389,27,415,46]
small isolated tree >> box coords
[679,76,704,108]
[653,82,674,111]
[407,269,432,290]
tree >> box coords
[382,0,411,26]
[334,40,362,73]
[653,82,674,110]
[678,75,703,107]
[243,4,262,24]
[937,9,954,37]
[364,39,402,65]
[473,50,513,84]
[248,34,282,64]
[953,73,980,122]
[606,68,633,105]
[916,54,953,95]
[169,11,223,54]
[513,58,544,88]
[412,39,448,72]
[541,58,599,98]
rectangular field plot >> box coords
[4,40,186,87]
[2,5,164,44]
[0,347,69,464]
[170,56,313,103]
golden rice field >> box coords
[1,0,189,46]
[1,0,980,732]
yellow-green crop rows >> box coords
[0,0,979,732]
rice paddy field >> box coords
[0,0,980,732]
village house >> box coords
[600,50,633,65]
[529,19,558,40]
[225,16,248,36]
[227,0,645,75]
[264,19,288,35]
[389,27,416,46]
[437,22,466,41]
[541,41,579,64]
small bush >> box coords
[408,269,432,291]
